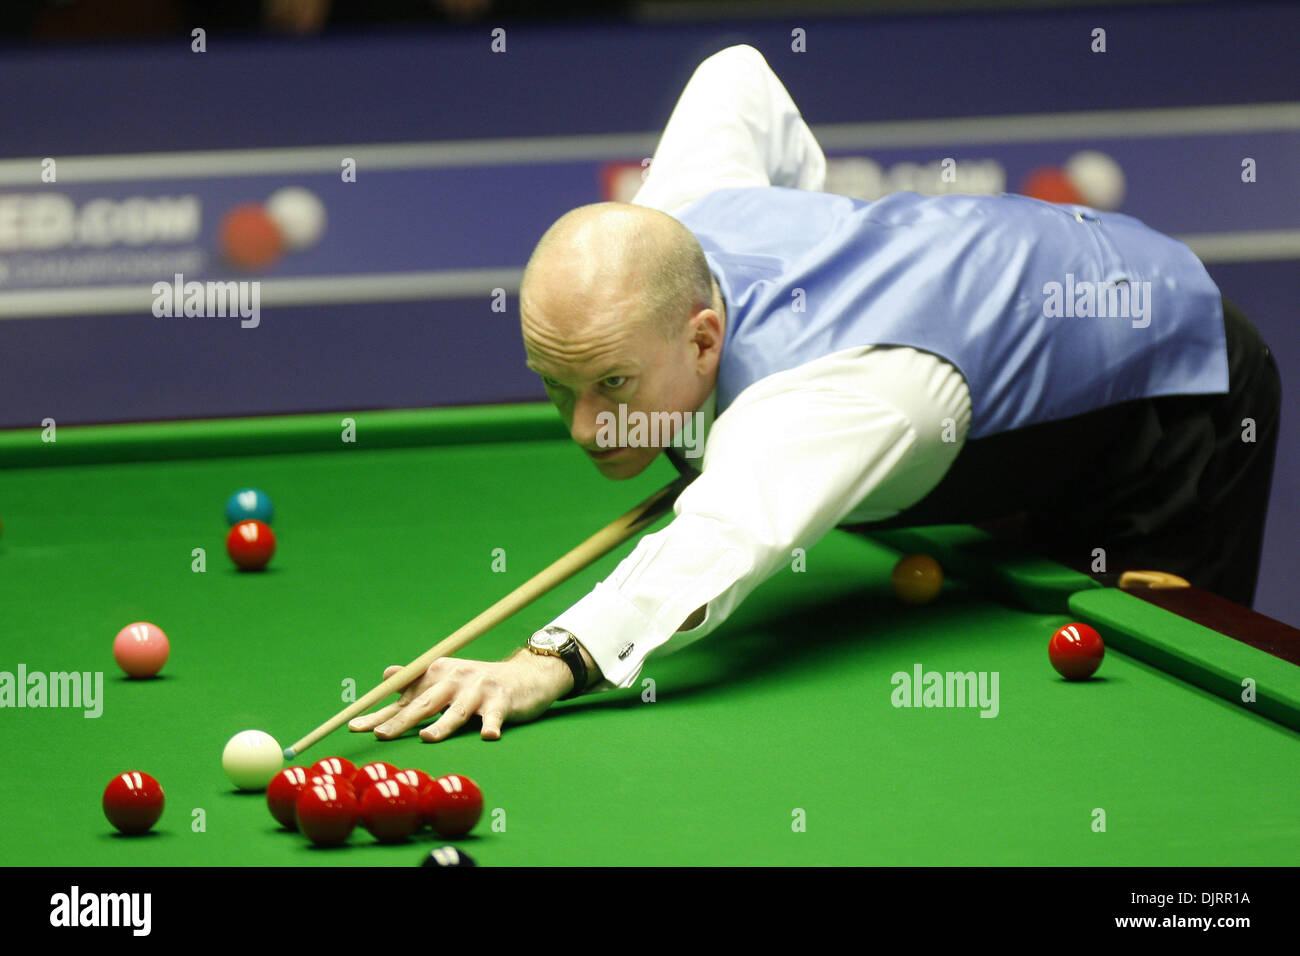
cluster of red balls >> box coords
[266,757,483,847]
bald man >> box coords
[352,45,1279,744]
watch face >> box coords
[533,627,568,652]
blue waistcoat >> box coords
[675,188,1228,439]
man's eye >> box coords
[602,376,627,389]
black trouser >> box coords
[851,298,1281,607]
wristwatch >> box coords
[527,626,589,700]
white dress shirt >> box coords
[547,45,972,690]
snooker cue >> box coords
[284,471,695,758]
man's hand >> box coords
[347,649,574,742]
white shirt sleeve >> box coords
[631,44,826,217]
[548,346,972,690]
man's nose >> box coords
[569,392,611,448]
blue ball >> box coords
[224,488,273,526]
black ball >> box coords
[421,845,477,867]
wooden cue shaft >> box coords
[284,472,694,758]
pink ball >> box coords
[113,622,170,678]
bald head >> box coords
[520,202,713,339]
[518,202,724,480]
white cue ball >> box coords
[265,187,326,250]
[222,729,284,791]
[1064,150,1126,211]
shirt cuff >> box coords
[548,582,663,689]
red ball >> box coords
[306,772,354,797]
[311,756,357,780]
[266,766,312,829]
[296,781,359,847]
[352,761,398,797]
[393,768,434,795]
[219,203,285,271]
[103,771,165,834]
[423,774,483,838]
[360,779,423,843]
[1049,622,1105,680]
[226,519,276,572]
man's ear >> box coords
[693,311,723,367]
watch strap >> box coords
[556,636,589,700]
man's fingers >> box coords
[420,691,482,743]
[349,655,566,745]
[375,681,458,740]
[348,701,403,731]
[347,666,420,731]
[479,704,506,741]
